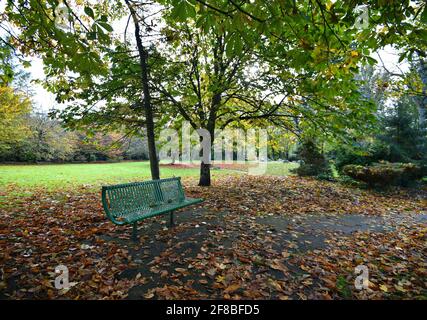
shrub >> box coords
[342,162,426,187]
[292,138,332,178]
[332,141,389,170]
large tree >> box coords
[152,20,289,185]
[379,96,427,162]
[153,1,388,185]
[2,0,161,179]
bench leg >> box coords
[131,222,138,242]
[169,211,174,227]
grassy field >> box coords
[0,161,199,190]
[263,161,299,176]
[0,161,298,190]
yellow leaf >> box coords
[281,251,290,258]
[379,284,388,292]
[394,285,406,292]
[300,264,310,271]
[224,283,240,293]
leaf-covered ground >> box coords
[0,175,426,299]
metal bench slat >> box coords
[101,177,203,226]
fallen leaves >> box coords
[174,268,187,274]
[0,175,425,300]
[269,259,288,273]
[380,284,389,293]
[281,251,291,258]
[223,283,240,294]
[184,175,427,216]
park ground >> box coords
[0,161,426,299]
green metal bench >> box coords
[101,177,203,241]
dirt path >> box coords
[106,209,426,300]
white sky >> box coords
[29,58,57,112]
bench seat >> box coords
[120,197,203,224]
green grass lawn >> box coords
[264,161,299,176]
[0,161,199,190]
[0,161,299,191]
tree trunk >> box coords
[198,127,213,186]
[417,57,427,125]
[199,162,211,186]
[198,91,220,186]
[125,0,160,180]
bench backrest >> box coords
[102,177,185,223]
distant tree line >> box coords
[0,109,149,163]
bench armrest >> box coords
[102,187,127,225]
